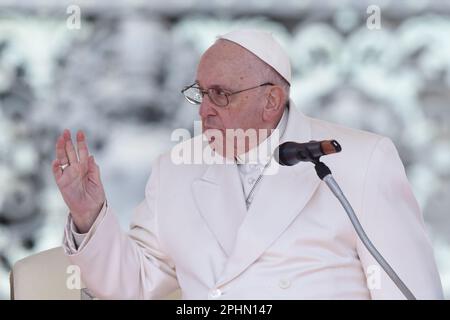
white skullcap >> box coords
[217,29,291,84]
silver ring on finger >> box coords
[60,163,69,171]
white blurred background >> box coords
[0,0,449,299]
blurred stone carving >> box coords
[0,0,449,299]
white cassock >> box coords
[63,100,443,300]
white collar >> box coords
[235,106,289,165]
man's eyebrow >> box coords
[195,80,233,91]
[211,84,233,91]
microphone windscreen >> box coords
[274,142,300,166]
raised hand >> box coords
[52,129,106,233]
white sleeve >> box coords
[63,201,108,253]
[357,137,443,299]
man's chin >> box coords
[205,139,236,160]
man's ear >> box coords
[262,86,285,122]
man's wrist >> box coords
[71,201,106,234]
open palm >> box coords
[52,129,106,233]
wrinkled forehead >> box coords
[196,39,265,89]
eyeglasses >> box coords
[181,82,274,107]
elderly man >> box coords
[53,29,443,299]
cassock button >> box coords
[279,279,291,289]
[209,288,222,298]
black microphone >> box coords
[274,140,342,166]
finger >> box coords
[52,159,63,180]
[63,129,78,164]
[76,130,89,162]
[56,134,69,165]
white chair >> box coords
[10,246,181,300]
[10,247,84,300]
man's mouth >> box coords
[203,124,224,132]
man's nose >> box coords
[199,96,218,118]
